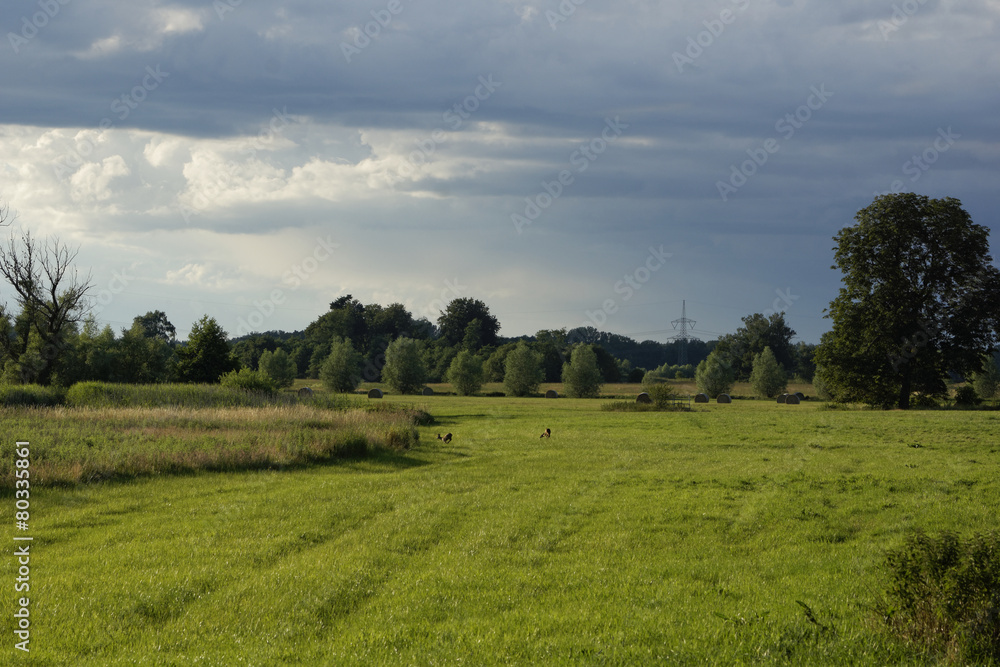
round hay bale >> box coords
[694,393,710,403]
[367,388,383,399]
[545,389,558,399]
[636,392,652,404]
[717,393,732,404]
[297,387,313,398]
[776,394,787,404]
[794,392,805,401]
[786,394,801,405]
[422,387,434,396]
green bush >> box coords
[447,350,484,396]
[64,381,308,408]
[954,385,982,407]
[0,383,66,406]
[219,369,279,394]
[562,345,603,398]
[878,530,1000,663]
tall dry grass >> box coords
[0,404,422,489]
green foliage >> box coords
[812,366,834,401]
[259,349,296,388]
[879,530,1000,663]
[716,313,796,381]
[446,350,484,396]
[62,381,355,409]
[953,385,982,407]
[220,368,279,394]
[503,341,543,397]
[382,337,427,394]
[437,298,500,349]
[483,343,517,382]
[749,347,787,398]
[0,383,65,406]
[175,316,239,383]
[695,350,735,398]
[972,354,1000,402]
[319,338,363,393]
[816,194,1000,409]
[561,345,604,398]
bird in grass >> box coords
[540,428,551,438]
[437,433,453,443]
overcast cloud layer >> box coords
[2,0,998,342]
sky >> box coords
[1,0,998,344]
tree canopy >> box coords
[815,194,1000,409]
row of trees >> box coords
[4,193,995,407]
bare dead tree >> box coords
[0,230,94,384]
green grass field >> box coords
[3,391,999,664]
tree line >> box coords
[4,193,994,406]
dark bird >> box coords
[540,428,551,438]
[438,433,453,443]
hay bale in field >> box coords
[777,394,787,404]
[545,389,558,399]
[794,392,805,401]
[367,388,383,399]
[297,387,313,398]
[422,387,434,396]
[694,393,710,403]
[786,394,801,405]
[636,392,653,404]
[717,394,732,404]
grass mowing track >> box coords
[3,394,999,665]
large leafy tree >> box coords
[716,312,796,380]
[382,337,427,394]
[175,316,239,383]
[815,194,1000,409]
[437,298,500,349]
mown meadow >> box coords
[2,386,999,665]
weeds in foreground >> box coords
[876,529,1000,663]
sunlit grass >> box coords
[2,396,998,664]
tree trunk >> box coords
[897,364,912,410]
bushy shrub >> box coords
[319,339,363,393]
[382,337,427,395]
[503,342,543,397]
[878,530,1000,663]
[695,351,735,398]
[0,383,65,406]
[258,349,296,388]
[646,383,678,407]
[219,369,279,394]
[750,347,787,398]
[954,385,982,407]
[447,350,484,396]
[562,345,603,398]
